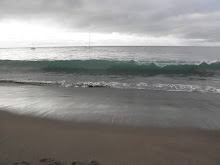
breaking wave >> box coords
[0,59,220,76]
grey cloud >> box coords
[0,0,220,43]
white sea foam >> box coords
[1,79,220,94]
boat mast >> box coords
[89,33,90,47]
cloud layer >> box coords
[0,0,220,44]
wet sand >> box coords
[0,110,220,165]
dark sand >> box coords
[0,111,220,165]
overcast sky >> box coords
[0,0,220,47]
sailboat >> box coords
[89,33,91,47]
[86,33,92,48]
[31,41,36,50]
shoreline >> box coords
[1,84,220,130]
[0,110,220,165]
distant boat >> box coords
[89,33,91,47]
[31,41,36,50]
[85,33,92,49]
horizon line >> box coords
[1,45,220,49]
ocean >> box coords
[0,46,220,129]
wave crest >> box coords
[0,60,220,76]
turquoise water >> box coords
[0,46,220,93]
[0,46,220,129]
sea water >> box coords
[0,46,220,129]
